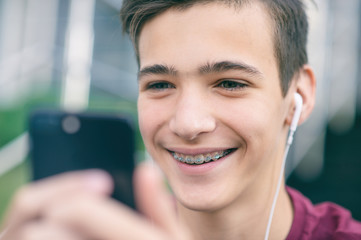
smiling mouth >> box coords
[170,149,235,165]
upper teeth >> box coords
[172,150,231,165]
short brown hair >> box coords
[120,0,309,96]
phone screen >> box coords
[29,110,136,209]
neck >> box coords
[176,169,293,240]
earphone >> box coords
[264,93,303,240]
[287,93,303,145]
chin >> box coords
[178,195,234,213]
[173,184,234,213]
[177,197,217,212]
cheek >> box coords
[220,100,283,150]
[244,105,285,159]
[137,98,169,152]
[138,100,154,148]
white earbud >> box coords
[287,93,303,145]
[290,93,303,132]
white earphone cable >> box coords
[263,130,295,240]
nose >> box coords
[169,90,216,141]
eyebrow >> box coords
[138,60,263,80]
[199,61,263,77]
[138,64,177,79]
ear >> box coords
[286,64,316,126]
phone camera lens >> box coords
[62,116,81,134]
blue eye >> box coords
[147,82,175,90]
[217,80,247,90]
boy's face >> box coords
[137,2,293,211]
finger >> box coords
[134,163,177,232]
[3,170,113,229]
[3,220,84,240]
[43,192,170,240]
[134,163,191,239]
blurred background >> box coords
[0,0,360,221]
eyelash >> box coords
[216,80,247,91]
[144,80,247,92]
[146,81,175,91]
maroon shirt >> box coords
[286,187,361,240]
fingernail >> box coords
[143,160,163,176]
[84,170,114,194]
[137,161,165,186]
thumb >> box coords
[134,162,190,239]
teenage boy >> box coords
[2,0,361,239]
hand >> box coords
[0,163,192,240]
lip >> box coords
[168,147,237,175]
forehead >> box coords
[138,2,276,76]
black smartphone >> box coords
[28,110,136,209]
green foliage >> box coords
[0,161,30,223]
[0,88,59,148]
[0,106,26,147]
